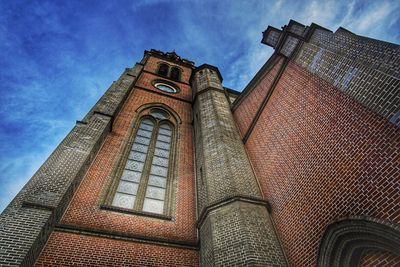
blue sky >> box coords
[0,0,399,212]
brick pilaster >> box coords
[191,65,287,266]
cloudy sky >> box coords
[0,0,399,212]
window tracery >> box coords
[107,107,177,216]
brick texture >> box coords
[35,54,197,265]
[200,201,287,266]
[192,66,287,266]
[237,60,400,266]
[3,22,399,266]
[233,56,285,136]
[294,27,400,125]
[144,56,193,83]
[0,65,141,267]
[136,72,192,102]
[359,250,400,267]
[194,89,261,212]
[58,77,197,243]
[34,231,199,267]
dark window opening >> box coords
[158,64,169,76]
[170,67,181,81]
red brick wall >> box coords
[233,56,284,136]
[237,61,400,266]
[35,231,199,267]
[137,72,192,101]
[59,93,195,241]
[57,61,196,241]
[36,57,197,265]
[359,250,400,267]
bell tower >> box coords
[0,49,201,267]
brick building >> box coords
[0,20,399,266]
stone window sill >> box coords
[100,204,173,221]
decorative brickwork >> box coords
[318,217,400,266]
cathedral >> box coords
[0,20,399,266]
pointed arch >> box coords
[318,217,400,266]
[104,103,181,217]
[135,103,182,125]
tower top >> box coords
[144,49,195,67]
[189,63,223,85]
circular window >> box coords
[154,82,177,93]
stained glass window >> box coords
[142,124,172,214]
[112,119,153,209]
[111,112,175,215]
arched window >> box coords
[109,108,176,215]
[157,64,169,76]
[170,67,181,81]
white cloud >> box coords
[274,0,286,10]
[345,1,393,32]
[0,145,55,212]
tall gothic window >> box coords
[157,64,169,76]
[108,108,176,215]
[170,67,181,81]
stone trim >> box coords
[93,111,114,131]
[191,86,223,106]
[196,195,271,228]
[262,20,400,125]
[100,204,172,220]
[189,64,223,84]
[318,216,400,267]
[151,79,181,94]
[243,57,289,143]
[21,201,55,212]
[0,115,113,267]
[135,102,182,125]
[102,106,180,217]
[76,120,88,125]
[144,49,195,68]
[135,85,192,104]
[231,54,280,110]
[82,65,142,123]
[55,224,199,250]
[142,69,190,86]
